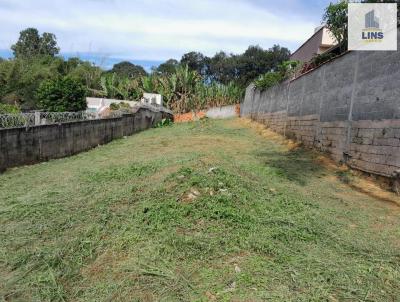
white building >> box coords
[141,93,163,106]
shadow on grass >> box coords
[255,148,327,186]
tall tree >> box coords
[11,28,60,58]
[37,77,87,112]
[39,32,60,57]
[236,45,290,87]
[323,1,348,53]
[109,61,147,78]
[207,51,237,85]
[181,52,208,76]
[154,59,179,75]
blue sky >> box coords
[0,0,331,69]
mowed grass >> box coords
[1,118,400,301]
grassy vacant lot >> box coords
[1,119,400,301]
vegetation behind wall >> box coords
[0,28,290,114]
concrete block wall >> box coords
[348,120,400,176]
[258,111,287,134]
[241,29,400,179]
[318,121,349,162]
[286,115,319,148]
[0,106,172,171]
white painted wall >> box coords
[206,105,237,119]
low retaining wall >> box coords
[241,39,400,181]
[206,105,239,119]
[174,105,240,122]
[0,106,172,171]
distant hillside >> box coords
[0,49,162,72]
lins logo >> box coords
[362,10,384,41]
[348,3,396,51]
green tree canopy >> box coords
[37,76,87,112]
[323,1,348,52]
[180,52,208,76]
[109,61,147,78]
[0,57,62,109]
[206,51,237,85]
[62,58,103,91]
[235,45,291,87]
[191,45,290,87]
[154,59,179,75]
[11,28,60,59]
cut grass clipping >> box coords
[1,118,399,301]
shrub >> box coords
[278,60,302,79]
[37,77,87,112]
[254,72,283,90]
[119,102,131,110]
[109,102,132,112]
[311,52,337,67]
[155,118,173,128]
[0,103,21,114]
[109,102,120,110]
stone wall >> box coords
[241,34,400,179]
[0,106,172,172]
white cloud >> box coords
[0,0,319,60]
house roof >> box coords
[290,26,325,58]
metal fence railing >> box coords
[0,111,123,129]
[0,113,35,129]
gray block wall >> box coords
[0,107,172,172]
[241,29,400,179]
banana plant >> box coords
[96,64,243,113]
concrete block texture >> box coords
[241,29,400,178]
[0,106,172,172]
